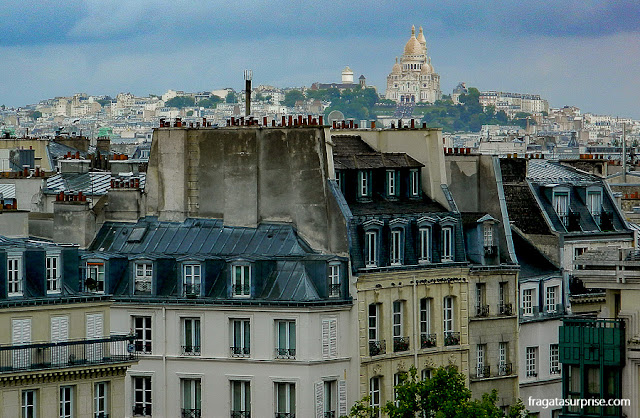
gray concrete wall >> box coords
[28,212,54,240]
[0,211,28,237]
[0,178,45,212]
[53,202,100,248]
[105,189,145,222]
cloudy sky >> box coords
[1,0,639,117]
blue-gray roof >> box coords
[45,172,146,196]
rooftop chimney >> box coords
[244,69,253,117]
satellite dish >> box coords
[327,110,345,125]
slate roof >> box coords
[332,135,423,170]
[348,197,446,215]
[45,172,146,196]
[512,230,560,279]
[0,184,16,199]
[527,160,599,184]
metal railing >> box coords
[134,340,152,354]
[275,413,295,418]
[94,414,109,418]
[550,366,561,375]
[275,348,296,359]
[543,304,564,316]
[231,411,251,418]
[324,412,336,418]
[133,405,152,416]
[232,284,251,297]
[182,409,202,418]
[444,331,460,346]
[230,346,250,357]
[475,305,489,317]
[393,336,410,352]
[329,284,341,297]
[183,283,201,296]
[498,362,512,376]
[0,335,136,374]
[369,340,386,356]
[181,345,201,356]
[475,365,491,378]
[498,303,513,316]
[420,333,436,348]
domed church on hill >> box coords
[385,26,442,104]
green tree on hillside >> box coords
[281,90,305,107]
[165,96,195,108]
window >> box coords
[22,389,37,418]
[183,264,201,296]
[358,170,371,198]
[369,377,380,417]
[390,229,402,265]
[476,344,487,377]
[546,286,559,312]
[587,190,602,224]
[275,382,295,417]
[94,382,108,418]
[393,300,407,351]
[181,379,201,418]
[550,344,560,374]
[553,190,569,226]
[420,298,433,347]
[231,319,250,357]
[324,381,336,417]
[365,230,378,267]
[499,282,508,308]
[133,376,152,416]
[387,170,398,197]
[59,386,74,418]
[51,316,69,365]
[46,254,61,294]
[8,256,22,296]
[322,318,338,359]
[328,263,340,297]
[12,318,31,369]
[368,304,382,356]
[499,342,509,375]
[276,320,296,358]
[476,283,487,316]
[410,169,420,197]
[86,262,105,293]
[483,223,493,247]
[231,380,251,417]
[335,170,345,195]
[522,288,534,316]
[421,369,431,380]
[441,226,453,261]
[133,316,152,354]
[232,264,250,297]
[393,372,407,405]
[443,296,454,334]
[418,227,431,263]
[135,262,152,295]
[526,347,538,377]
[182,318,201,355]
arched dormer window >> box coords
[389,219,408,266]
[417,216,436,264]
[440,217,457,262]
[363,220,383,268]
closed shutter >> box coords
[321,319,330,359]
[315,381,324,418]
[329,319,338,358]
[12,318,31,369]
[86,313,103,338]
[51,316,69,365]
[338,380,347,416]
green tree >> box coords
[165,96,195,108]
[186,110,194,117]
[281,90,305,107]
[198,95,222,109]
[225,91,237,104]
[30,110,42,120]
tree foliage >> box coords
[225,91,237,104]
[30,110,42,120]
[323,87,380,121]
[281,90,305,107]
[165,96,195,108]
[197,95,222,109]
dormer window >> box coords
[418,227,431,263]
[232,264,251,297]
[442,226,454,262]
[46,253,61,294]
[335,170,345,195]
[7,255,22,297]
[552,189,569,227]
[134,261,153,295]
[410,169,420,198]
[365,231,378,268]
[358,170,372,199]
[86,262,105,294]
[390,229,402,265]
[386,170,399,198]
[183,263,201,296]
[586,187,602,225]
[483,224,493,247]
[328,262,341,297]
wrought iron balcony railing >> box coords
[134,340,152,354]
[230,346,250,357]
[133,405,152,416]
[475,305,489,317]
[393,336,410,352]
[232,284,251,297]
[420,333,436,348]
[94,413,109,418]
[0,335,136,374]
[181,345,201,356]
[324,412,336,418]
[444,331,460,346]
[498,362,512,376]
[475,365,490,378]
[550,366,561,375]
[369,340,386,356]
[329,284,341,297]
[183,283,201,297]
[134,279,152,295]
[231,411,251,418]
[275,348,296,359]
[275,413,295,418]
[182,409,202,418]
[498,303,513,316]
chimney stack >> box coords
[244,69,253,117]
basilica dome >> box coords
[392,58,402,74]
[403,26,423,56]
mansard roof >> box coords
[332,136,423,170]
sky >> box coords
[1,0,639,118]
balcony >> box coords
[444,331,460,346]
[324,412,336,418]
[230,346,250,357]
[498,362,513,376]
[329,283,341,298]
[183,283,201,297]
[134,340,152,354]
[275,348,296,359]
[182,409,202,418]
[132,405,151,416]
[475,305,489,317]
[475,365,490,378]
[420,333,437,348]
[550,366,561,375]
[498,303,513,316]
[369,340,386,356]
[393,336,410,352]
[232,284,251,297]
[0,335,136,374]
[231,412,251,418]
[543,304,565,317]
[559,318,625,367]
[275,413,295,418]
[181,345,201,356]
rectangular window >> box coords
[365,231,378,267]
[328,263,340,297]
[135,262,152,295]
[550,344,560,374]
[59,386,74,418]
[51,316,69,365]
[94,382,108,418]
[476,283,487,316]
[418,227,430,263]
[22,389,37,418]
[476,344,486,377]
[232,264,251,297]
[442,226,453,261]
[322,318,338,359]
[133,316,152,354]
[387,170,397,197]
[499,282,507,306]
[275,382,295,417]
[587,191,602,223]
[46,254,61,293]
[392,300,403,338]
[12,318,31,369]
[369,377,380,417]
[133,376,152,416]
[182,379,201,418]
[8,256,22,296]
[335,170,345,195]
[483,224,493,247]
[553,191,569,226]
[183,264,201,296]
[276,320,296,358]
[231,319,250,357]
[393,373,406,406]
[86,313,104,361]
[546,286,558,312]
[86,262,105,293]
[231,380,251,417]
[526,347,538,377]
[523,288,534,316]
[182,318,201,355]
[443,297,454,334]
[420,298,432,347]
[410,169,420,197]
[499,342,509,375]
[358,171,370,198]
[390,230,402,265]
[324,381,336,416]
[368,304,378,343]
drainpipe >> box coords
[244,70,252,117]
[163,306,168,415]
[413,275,419,370]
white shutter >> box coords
[86,313,103,338]
[321,319,330,359]
[329,319,338,358]
[338,380,347,416]
[12,318,31,344]
[51,316,69,342]
[315,381,324,418]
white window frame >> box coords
[550,344,560,374]
[420,298,431,337]
[230,319,250,357]
[553,189,569,226]
[392,300,403,339]
[94,382,108,418]
[275,382,296,415]
[442,226,453,262]
[328,262,340,297]
[365,230,378,268]
[476,344,486,376]
[132,376,152,416]
[410,169,420,197]
[133,316,152,354]
[183,263,201,296]
[86,261,105,294]
[275,320,296,358]
[443,296,454,335]
[230,380,251,415]
[546,285,558,312]
[369,377,380,417]
[22,389,37,418]
[59,386,74,418]
[46,253,61,294]
[586,188,602,224]
[8,256,22,296]
[418,227,431,263]
[387,170,397,197]
[181,378,201,415]
[523,288,534,316]
[358,170,370,198]
[134,261,153,295]
[483,223,493,247]
[368,304,379,343]
[182,317,201,355]
[231,264,251,297]
[499,342,508,373]
[526,346,538,377]
[324,380,336,415]
[390,229,402,265]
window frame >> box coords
[328,262,341,298]
[368,303,379,344]
[546,285,559,312]
[59,385,74,418]
[85,261,105,294]
[526,346,538,377]
[230,380,251,416]
[409,168,420,197]
[476,344,486,376]
[230,318,251,357]
[358,170,372,199]
[443,296,454,334]
[275,320,296,359]
[552,188,570,227]
[483,223,494,247]
[182,263,202,297]
[22,389,37,418]
[181,378,202,417]
[390,229,403,266]
[132,316,152,354]
[550,344,560,374]
[132,376,152,417]
[364,230,378,268]
[419,298,431,338]
[392,300,403,339]
[586,186,603,224]
[231,263,251,298]
[275,382,296,416]
[182,317,201,356]
[94,381,108,418]
[7,255,23,297]
[441,225,454,262]
[46,253,62,294]
[369,376,380,417]
[386,169,399,198]
[134,261,153,295]
[522,288,534,316]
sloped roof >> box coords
[527,160,599,184]
[45,172,146,196]
[332,135,423,170]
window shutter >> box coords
[329,319,338,358]
[86,313,104,338]
[338,380,347,416]
[322,319,330,359]
[51,316,69,342]
[315,381,324,418]
[12,318,30,344]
